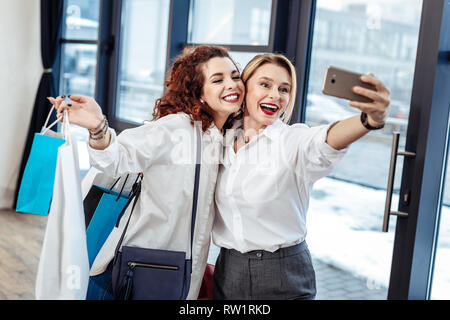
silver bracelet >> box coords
[89,117,109,140]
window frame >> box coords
[185,0,279,54]
[58,0,102,100]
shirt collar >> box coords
[262,118,285,141]
[224,118,285,145]
[207,124,223,142]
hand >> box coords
[47,95,104,130]
[349,73,390,126]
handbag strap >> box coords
[113,180,142,257]
[190,123,202,255]
[113,124,202,260]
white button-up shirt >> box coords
[212,118,347,253]
[87,113,223,300]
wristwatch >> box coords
[360,112,385,130]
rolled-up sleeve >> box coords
[290,123,348,184]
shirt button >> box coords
[256,252,262,258]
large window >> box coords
[188,0,272,46]
[59,0,101,173]
[187,0,274,72]
[304,0,422,299]
[115,0,171,124]
[60,0,100,100]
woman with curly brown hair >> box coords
[49,45,245,299]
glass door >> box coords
[430,129,450,299]
[304,0,422,299]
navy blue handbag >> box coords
[111,125,201,300]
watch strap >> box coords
[360,112,385,130]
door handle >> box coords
[382,132,416,232]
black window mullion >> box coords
[60,39,99,45]
[166,0,191,73]
[96,0,125,131]
[272,0,316,125]
[270,0,289,54]
[267,0,280,52]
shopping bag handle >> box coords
[41,105,61,135]
[41,106,71,142]
[105,174,131,202]
[62,110,70,142]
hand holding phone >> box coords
[321,66,391,125]
[322,66,376,103]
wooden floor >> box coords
[0,209,47,300]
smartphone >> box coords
[322,66,376,103]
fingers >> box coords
[349,99,386,112]
[48,95,88,124]
[353,86,389,105]
[68,94,87,103]
[360,74,390,94]
[56,101,74,122]
[47,95,66,113]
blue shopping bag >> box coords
[17,106,65,216]
[85,186,130,267]
[82,170,141,300]
[16,132,66,215]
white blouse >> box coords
[87,113,223,300]
[212,118,348,253]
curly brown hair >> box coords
[152,45,236,132]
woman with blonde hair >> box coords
[212,53,390,299]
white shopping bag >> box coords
[35,111,90,300]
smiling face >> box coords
[201,57,245,126]
[244,63,292,128]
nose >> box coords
[269,87,280,101]
[224,77,238,90]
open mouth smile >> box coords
[260,103,280,115]
[222,93,241,103]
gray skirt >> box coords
[212,241,316,300]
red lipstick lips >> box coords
[260,103,279,115]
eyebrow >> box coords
[259,76,291,87]
[209,70,240,79]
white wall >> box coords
[0,0,41,208]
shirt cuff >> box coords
[86,128,119,169]
[317,123,348,163]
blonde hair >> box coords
[241,53,297,123]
